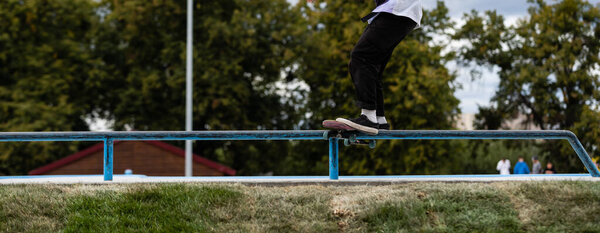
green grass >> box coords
[2,182,600,232]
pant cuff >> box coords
[356,101,376,110]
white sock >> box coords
[377,116,387,124]
[361,109,377,123]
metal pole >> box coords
[0,130,597,177]
[103,137,114,181]
[568,137,600,177]
[329,138,339,180]
[185,0,193,177]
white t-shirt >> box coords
[368,0,422,28]
[496,159,511,175]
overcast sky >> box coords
[287,0,600,113]
[422,0,528,113]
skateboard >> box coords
[322,120,376,148]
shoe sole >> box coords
[335,118,379,135]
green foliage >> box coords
[362,186,521,232]
[3,0,597,176]
[474,105,506,130]
[0,0,309,175]
[572,107,600,159]
[0,185,69,232]
[64,184,242,232]
[516,182,600,232]
[6,182,600,232]
[455,0,600,172]
[93,0,308,175]
[0,184,338,232]
[95,0,305,131]
[0,0,103,174]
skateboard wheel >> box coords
[344,139,351,146]
[323,131,329,140]
[349,134,357,143]
[369,140,376,149]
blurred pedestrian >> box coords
[513,157,530,174]
[544,162,556,174]
[531,156,542,174]
[497,158,511,175]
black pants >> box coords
[349,13,416,116]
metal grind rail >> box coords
[0,130,598,181]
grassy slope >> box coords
[1,182,600,232]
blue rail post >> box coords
[329,138,339,180]
[103,137,114,181]
[567,135,600,177]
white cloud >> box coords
[452,63,501,113]
[422,0,530,17]
[419,1,529,113]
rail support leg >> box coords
[104,138,114,181]
[329,138,339,180]
[568,137,600,177]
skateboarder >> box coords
[309,0,422,134]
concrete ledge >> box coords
[0,174,598,185]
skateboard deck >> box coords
[322,120,376,148]
[322,120,355,131]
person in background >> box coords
[513,157,530,174]
[531,156,542,174]
[544,162,557,174]
[497,158,511,175]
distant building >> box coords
[502,114,541,130]
[29,141,236,176]
[454,113,541,130]
[455,113,476,130]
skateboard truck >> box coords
[343,134,376,149]
[323,130,377,149]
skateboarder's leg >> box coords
[376,53,391,129]
[340,13,417,134]
[348,25,382,119]
[375,44,395,116]
[344,26,384,134]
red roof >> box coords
[28,141,236,176]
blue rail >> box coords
[0,130,597,180]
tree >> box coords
[292,0,462,175]
[95,0,307,175]
[455,0,600,172]
[0,0,103,174]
